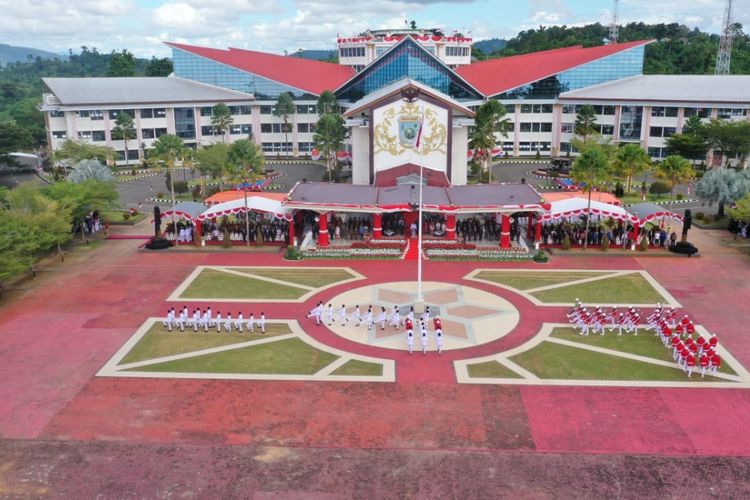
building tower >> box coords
[716,0,734,75]
[609,0,620,44]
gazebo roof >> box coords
[627,203,683,224]
[543,198,636,223]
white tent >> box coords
[197,195,291,221]
[542,197,637,223]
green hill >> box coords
[0,43,62,66]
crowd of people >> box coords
[162,306,267,333]
[540,220,678,248]
[162,215,292,244]
[567,301,722,378]
[306,302,445,355]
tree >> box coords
[695,167,750,218]
[655,155,695,197]
[111,112,136,167]
[571,143,611,249]
[151,134,184,238]
[316,90,338,115]
[196,143,230,191]
[704,119,750,167]
[107,50,136,77]
[728,193,750,223]
[469,100,511,182]
[210,103,233,142]
[145,57,173,77]
[274,92,296,156]
[54,139,115,165]
[43,180,118,240]
[66,159,115,183]
[0,121,32,167]
[574,105,598,143]
[229,139,265,178]
[612,143,650,193]
[313,113,346,182]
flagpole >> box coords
[416,108,424,303]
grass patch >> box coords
[510,341,731,381]
[331,359,383,376]
[475,270,606,291]
[618,193,685,205]
[467,360,522,379]
[229,268,355,288]
[129,337,338,375]
[550,327,738,376]
[180,269,308,299]
[102,210,146,224]
[119,322,291,365]
[530,273,664,304]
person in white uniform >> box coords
[420,322,429,355]
[306,301,322,325]
[389,306,401,330]
[337,304,348,324]
[421,306,430,326]
[377,306,387,330]
[247,312,255,333]
[258,312,266,333]
[406,330,414,355]
[347,305,361,326]
[325,303,334,326]
[206,307,213,328]
[435,331,444,355]
[224,312,232,333]
[362,306,374,330]
[215,311,222,332]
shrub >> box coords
[156,191,165,199]
[695,212,705,220]
[535,150,542,160]
[173,181,189,194]
[601,234,610,252]
[640,237,649,251]
[284,247,302,260]
[649,181,670,195]
[122,212,131,221]
[703,214,714,223]
[676,193,684,201]
[561,234,571,250]
[532,249,549,263]
[130,167,137,176]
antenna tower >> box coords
[715,0,734,75]
[609,0,620,44]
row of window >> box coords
[717,108,747,119]
[340,47,366,58]
[560,123,614,135]
[519,122,553,133]
[260,142,317,153]
[199,105,251,116]
[520,104,554,114]
[648,147,669,159]
[562,104,616,115]
[200,124,252,136]
[649,126,676,138]
[445,46,470,57]
[260,123,316,133]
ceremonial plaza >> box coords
[3,28,750,497]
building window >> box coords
[375,47,388,57]
[174,107,195,140]
[92,131,106,142]
[140,109,153,119]
[108,109,134,119]
[296,105,317,114]
[201,126,214,136]
[561,122,574,134]
[49,110,65,117]
[600,124,614,135]
[90,110,104,121]
[619,106,643,141]
[229,124,252,135]
[260,105,272,114]
[651,106,678,118]
[297,123,315,133]
[684,107,711,119]
[52,131,66,139]
[562,104,577,114]
[155,128,167,138]
[142,129,155,139]
[261,124,272,133]
[77,131,92,140]
[76,110,90,118]
[200,107,213,117]
[154,108,167,118]
[229,105,251,115]
[339,47,365,58]
[298,142,314,153]
[648,147,668,159]
[519,122,552,133]
[445,46,469,57]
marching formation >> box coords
[306,302,445,355]
[162,306,267,333]
[567,300,724,378]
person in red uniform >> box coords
[671,336,681,359]
[433,316,442,334]
[709,334,718,349]
[696,336,706,354]
[686,354,696,377]
[710,353,722,375]
[679,348,690,368]
[700,354,709,378]
[686,321,696,336]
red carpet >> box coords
[107,235,153,240]
[404,238,420,260]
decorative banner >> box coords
[467,149,474,161]
[311,147,321,161]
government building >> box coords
[41,27,750,176]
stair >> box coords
[404,238,420,260]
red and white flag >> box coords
[415,112,425,149]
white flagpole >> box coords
[417,108,424,303]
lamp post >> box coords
[170,162,178,247]
[244,177,250,247]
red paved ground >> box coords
[1,229,749,494]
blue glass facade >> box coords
[336,39,482,102]
[619,106,643,141]
[174,107,196,140]
[495,45,645,100]
[172,48,316,99]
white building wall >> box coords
[451,126,468,185]
[351,126,370,185]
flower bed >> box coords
[421,241,476,251]
[303,247,402,259]
[350,240,407,250]
[425,247,531,261]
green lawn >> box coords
[467,360,522,379]
[180,269,308,299]
[119,323,291,365]
[550,327,737,376]
[530,273,664,304]
[229,268,355,288]
[475,270,606,291]
[618,193,686,205]
[510,341,731,382]
[102,210,146,224]
[331,359,383,376]
[128,337,338,375]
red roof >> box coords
[165,42,355,96]
[456,40,652,97]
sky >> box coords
[0,0,746,57]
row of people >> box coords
[306,302,434,330]
[567,301,642,336]
[163,306,267,333]
[405,317,444,355]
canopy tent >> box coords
[160,202,206,222]
[204,190,286,205]
[543,191,622,206]
[197,194,291,221]
[627,203,683,225]
[541,197,637,223]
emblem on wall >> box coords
[398,116,420,148]
[374,102,447,156]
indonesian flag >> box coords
[415,112,425,149]
[311,147,321,161]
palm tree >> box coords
[694,166,749,218]
[574,105,598,144]
[316,90,338,115]
[655,155,695,198]
[151,134,184,243]
[571,143,612,249]
[313,113,346,182]
[469,100,510,183]
[274,92,296,157]
[111,112,137,167]
[612,143,650,193]
[211,103,233,143]
[229,139,265,177]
